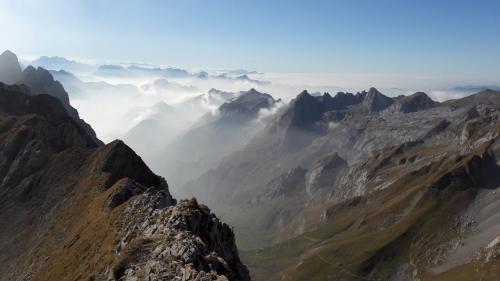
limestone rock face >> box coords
[115,196,249,281]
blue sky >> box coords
[1,0,500,80]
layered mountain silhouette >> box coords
[0,51,249,281]
[155,88,278,191]
[96,64,191,78]
[123,88,238,163]
[31,56,93,72]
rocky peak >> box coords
[406,91,434,102]
[22,65,70,105]
[316,92,333,105]
[386,91,437,114]
[358,87,395,112]
[297,89,313,99]
[219,88,275,118]
[208,87,219,93]
[97,140,167,189]
[0,50,23,84]
[206,88,235,101]
[115,196,250,280]
[246,87,260,95]
[0,50,19,62]
[281,90,326,129]
[278,88,395,132]
[327,91,360,110]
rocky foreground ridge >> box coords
[0,80,249,280]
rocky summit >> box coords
[0,80,249,280]
[0,50,23,84]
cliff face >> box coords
[0,83,249,281]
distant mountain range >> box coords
[96,64,192,78]
[31,55,93,72]
[29,55,270,84]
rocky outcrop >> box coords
[115,196,249,281]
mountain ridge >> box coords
[0,56,249,281]
[0,50,101,145]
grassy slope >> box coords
[12,144,149,281]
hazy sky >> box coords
[1,0,500,81]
